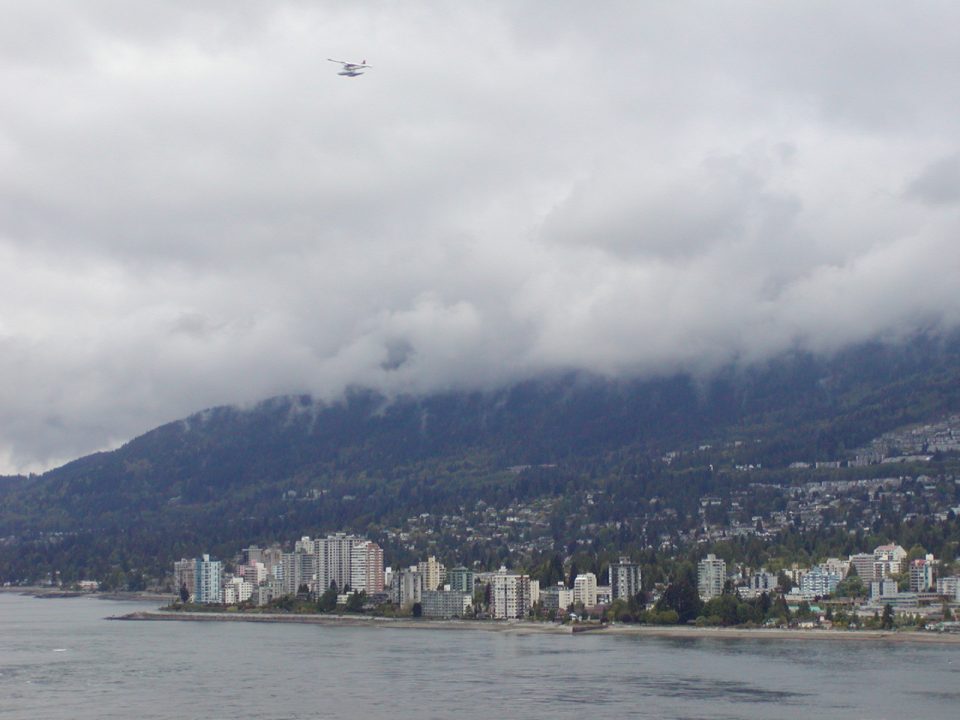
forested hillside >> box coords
[2,333,959,587]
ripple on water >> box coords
[2,595,959,720]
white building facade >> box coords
[800,567,841,598]
[491,567,532,619]
[195,554,222,604]
[573,572,598,607]
[698,554,726,600]
[350,540,385,594]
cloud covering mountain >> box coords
[1,1,959,472]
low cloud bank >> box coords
[1,3,959,472]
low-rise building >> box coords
[595,585,612,605]
[421,590,471,618]
[936,576,960,601]
[749,571,778,592]
[870,578,899,600]
[540,582,574,612]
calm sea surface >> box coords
[1,593,958,720]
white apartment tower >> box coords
[874,544,907,578]
[491,567,532,620]
[315,533,356,593]
[350,540,385,594]
[195,554,222,604]
[697,554,726,600]
[573,572,598,608]
[418,556,446,592]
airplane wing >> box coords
[327,58,371,69]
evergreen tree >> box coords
[881,603,895,630]
[656,579,702,623]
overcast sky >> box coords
[2,1,960,473]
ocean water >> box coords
[0,593,958,720]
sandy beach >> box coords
[110,609,960,644]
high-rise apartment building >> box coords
[909,554,936,592]
[447,566,474,594]
[820,557,851,579]
[610,557,642,601]
[573,572,598,607]
[241,545,263,565]
[350,540,385,594]
[241,561,267,587]
[418,556,446,592]
[315,534,355,593]
[195,554,222,604]
[281,546,315,596]
[173,558,196,601]
[800,567,841,597]
[491,567,532,619]
[276,534,385,597]
[849,553,876,582]
[393,567,423,608]
[874,544,907,578]
[697,554,726,600]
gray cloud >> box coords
[907,153,960,205]
[1,2,960,472]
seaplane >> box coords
[328,58,371,77]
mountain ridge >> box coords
[2,332,959,586]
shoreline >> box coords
[7,589,959,644]
[0,586,174,603]
[111,609,960,644]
